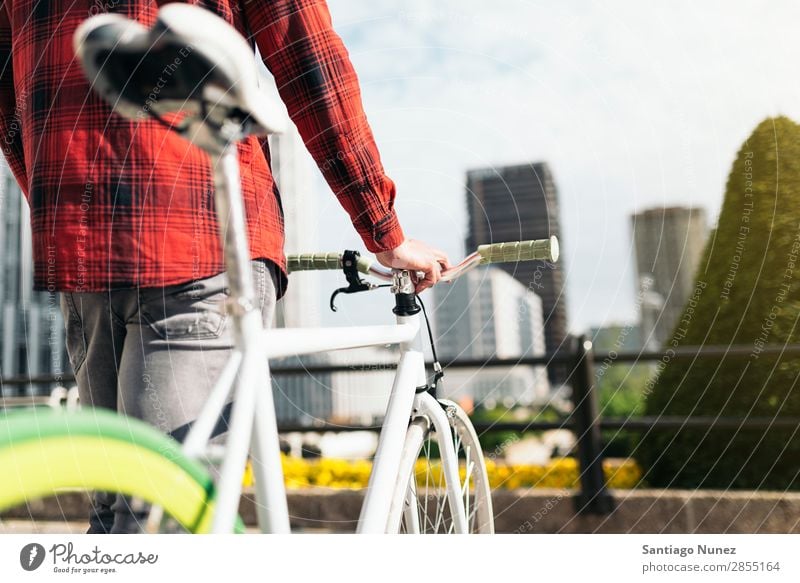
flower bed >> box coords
[243,456,642,490]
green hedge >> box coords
[639,117,800,490]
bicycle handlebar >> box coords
[478,236,559,264]
[286,236,559,284]
[288,253,365,273]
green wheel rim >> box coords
[0,408,242,533]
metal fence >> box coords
[4,336,800,515]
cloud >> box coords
[313,0,800,331]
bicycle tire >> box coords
[389,399,494,533]
[0,407,237,533]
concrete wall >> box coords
[5,488,800,534]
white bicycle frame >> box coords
[178,137,467,534]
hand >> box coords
[376,239,451,293]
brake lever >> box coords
[329,283,374,311]
[329,250,379,312]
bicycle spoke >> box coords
[423,440,432,530]
[433,453,446,532]
[463,455,474,525]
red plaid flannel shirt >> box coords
[0,0,405,294]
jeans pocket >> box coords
[139,273,229,341]
[60,293,88,372]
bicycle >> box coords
[0,4,559,534]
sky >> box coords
[288,0,800,333]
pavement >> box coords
[5,488,800,533]
[0,520,333,534]
[0,520,85,534]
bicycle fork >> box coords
[356,279,468,534]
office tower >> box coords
[630,206,708,348]
[433,266,549,406]
[274,346,399,427]
[589,323,643,353]
[267,121,338,425]
[0,161,66,396]
[271,355,334,426]
[328,346,398,424]
[269,125,320,328]
[464,162,568,385]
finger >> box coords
[432,248,451,269]
[415,278,433,293]
[427,260,442,284]
[411,270,428,293]
[415,266,438,293]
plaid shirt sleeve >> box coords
[0,2,28,194]
[241,0,405,253]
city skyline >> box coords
[317,0,800,333]
[4,0,799,356]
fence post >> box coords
[571,334,615,514]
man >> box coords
[0,0,448,533]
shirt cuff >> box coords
[358,209,406,253]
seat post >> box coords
[206,120,259,347]
[204,120,290,533]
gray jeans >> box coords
[60,259,279,533]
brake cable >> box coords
[415,295,444,398]
[329,253,444,396]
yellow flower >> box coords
[242,461,254,487]
[241,455,643,490]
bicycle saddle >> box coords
[73,3,285,136]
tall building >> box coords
[631,206,708,348]
[271,355,333,426]
[269,125,320,329]
[0,161,66,396]
[464,162,568,385]
[433,266,549,406]
[589,323,643,353]
[273,346,399,426]
[328,346,398,424]
[267,121,338,424]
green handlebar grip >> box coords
[286,253,374,274]
[478,236,559,264]
[355,256,373,275]
[286,253,341,273]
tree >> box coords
[639,116,800,490]
[597,364,651,457]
